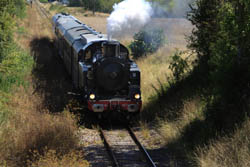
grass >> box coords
[49,4,68,13]
[158,97,205,144]
[136,47,173,106]
[0,42,86,166]
[0,7,89,166]
[0,44,32,92]
[29,149,89,167]
[39,0,48,3]
[195,118,250,167]
[0,105,82,166]
[16,26,27,35]
[138,45,250,167]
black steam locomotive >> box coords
[52,13,142,114]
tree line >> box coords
[68,0,181,15]
[185,0,250,132]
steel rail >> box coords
[34,0,51,20]
[99,129,120,167]
[127,126,157,167]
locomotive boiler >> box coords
[52,13,142,114]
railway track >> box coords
[34,0,51,21]
[99,126,157,167]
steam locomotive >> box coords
[52,13,142,114]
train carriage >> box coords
[52,13,142,114]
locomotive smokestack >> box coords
[108,35,112,41]
[107,0,153,39]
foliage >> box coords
[0,12,15,62]
[129,28,165,59]
[29,149,89,167]
[0,0,26,61]
[188,0,250,120]
[39,0,48,3]
[0,1,89,166]
[169,50,190,81]
[0,44,33,92]
[150,0,175,16]
[49,4,68,13]
[99,0,122,13]
[80,0,99,14]
[14,0,26,18]
[177,0,250,165]
[68,0,82,7]
[196,118,250,167]
[80,0,122,14]
[141,0,250,166]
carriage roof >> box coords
[52,13,117,53]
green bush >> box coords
[68,0,82,7]
[169,50,190,81]
[0,43,33,92]
[14,0,26,18]
[129,28,166,59]
[49,4,68,13]
[0,0,32,123]
[39,0,48,3]
[99,0,121,13]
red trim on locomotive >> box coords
[88,100,142,112]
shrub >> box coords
[68,0,82,7]
[129,28,166,59]
[29,149,89,167]
[39,0,48,3]
[49,4,68,13]
[14,0,26,18]
[169,50,190,81]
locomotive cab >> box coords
[79,41,141,113]
[81,41,128,63]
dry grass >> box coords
[0,5,90,166]
[29,149,89,167]
[139,122,151,139]
[158,97,204,144]
[0,86,83,167]
[136,47,173,105]
[196,118,250,167]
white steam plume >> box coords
[107,0,153,40]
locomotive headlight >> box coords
[134,93,141,99]
[89,94,95,100]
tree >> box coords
[188,0,250,127]
[129,28,165,59]
[68,0,82,7]
[81,0,101,15]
